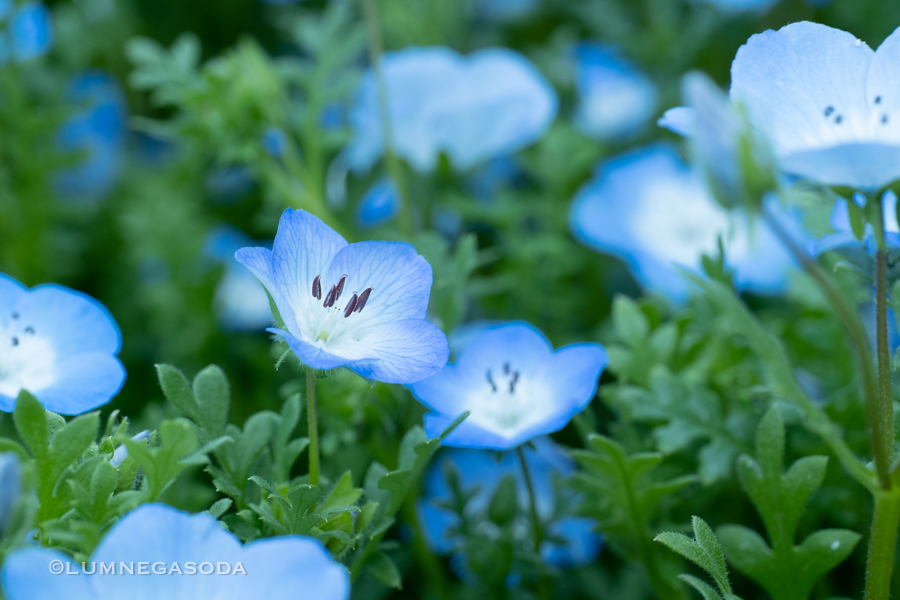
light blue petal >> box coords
[0,273,26,318]
[1,548,93,600]
[355,177,400,229]
[10,2,52,61]
[425,413,517,449]
[416,500,462,554]
[29,353,125,414]
[342,319,450,384]
[270,328,356,371]
[453,322,553,380]
[409,365,467,414]
[534,343,607,416]
[0,453,21,535]
[262,127,289,157]
[779,143,900,190]
[658,106,694,137]
[543,517,603,568]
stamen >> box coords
[824,106,834,117]
[486,370,497,392]
[509,372,519,393]
[875,96,883,104]
[312,275,322,300]
[355,287,374,313]
[343,293,359,318]
[503,362,510,375]
[835,115,843,124]
[323,285,337,308]
[882,114,890,125]
[25,326,34,335]
[334,275,348,303]
[11,337,18,347]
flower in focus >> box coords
[419,437,602,570]
[569,144,800,303]
[236,209,449,383]
[411,322,607,449]
[205,226,274,332]
[1,503,350,600]
[573,44,658,142]
[0,273,125,415]
[0,453,21,536]
[1,1,52,62]
[347,47,557,173]
[355,177,400,229]
[730,22,900,191]
[55,71,128,202]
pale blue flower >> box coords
[205,226,274,331]
[355,177,400,229]
[1,503,350,600]
[0,0,12,20]
[236,209,449,383]
[815,192,900,255]
[573,44,658,142]
[730,22,900,191]
[419,437,602,569]
[0,274,125,415]
[0,453,21,536]
[569,144,800,303]
[55,71,128,202]
[8,2,51,61]
[477,0,539,22]
[411,322,607,450]
[347,47,557,173]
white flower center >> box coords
[300,274,375,349]
[465,363,554,437]
[0,314,57,398]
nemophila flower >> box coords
[110,431,150,468]
[6,2,52,61]
[262,127,290,157]
[205,226,274,331]
[730,21,900,191]
[476,0,539,22]
[1,503,350,600]
[0,453,21,536]
[569,144,799,303]
[347,47,557,173]
[419,437,602,569]
[815,192,900,255]
[355,177,400,229]
[55,71,128,202]
[236,209,449,383]
[0,274,125,415]
[573,44,658,142]
[411,322,607,450]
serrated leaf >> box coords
[656,516,732,597]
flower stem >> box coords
[873,196,895,491]
[361,0,413,235]
[864,489,900,600]
[306,368,320,486]
[763,204,889,490]
[516,446,550,600]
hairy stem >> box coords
[306,368,320,486]
[874,197,895,491]
[516,446,550,600]
[763,205,889,489]
[864,489,900,600]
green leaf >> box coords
[365,551,402,589]
[192,365,230,436]
[123,419,200,500]
[13,390,49,460]
[612,295,650,347]
[319,472,362,513]
[678,574,724,600]
[656,516,734,598]
[156,364,198,420]
[487,475,518,526]
[207,498,233,518]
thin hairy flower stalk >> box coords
[361,0,412,234]
[864,488,900,600]
[516,446,550,600]
[306,368,320,486]
[762,204,890,490]
[873,196,896,490]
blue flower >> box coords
[815,192,900,254]
[262,127,290,157]
[411,322,607,450]
[205,226,274,332]
[0,274,125,415]
[355,177,400,229]
[55,71,128,202]
[0,0,11,20]
[418,437,602,569]
[236,209,449,383]
[730,22,900,191]
[573,44,658,142]
[347,47,557,173]
[569,144,800,303]
[7,2,51,61]
[0,453,21,536]
[1,503,350,599]
[476,0,539,22]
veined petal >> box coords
[537,344,608,413]
[342,319,450,384]
[270,328,355,371]
[409,365,468,414]
[779,143,900,190]
[454,322,552,379]
[1,548,93,600]
[867,27,900,145]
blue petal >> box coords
[1,548,93,600]
[29,353,125,415]
[10,2,52,61]
[543,517,603,568]
[658,106,694,137]
[779,143,900,190]
[339,319,450,384]
[355,177,400,229]
[0,273,26,320]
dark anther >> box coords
[876,96,883,104]
[824,106,834,117]
[355,287,374,313]
[11,337,18,346]
[334,275,348,302]
[11,312,18,320]
[323,285,337,308]
[503,362,510,375]
[486,370,497,392]
[509,372,519,393]
[835,115,843,124]
[343,293,359,318]
[24,326,34,334]
[882,114,890,125]
[312,275,322,300]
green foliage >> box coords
[656,517,742,600]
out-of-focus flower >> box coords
[815,192,900,255]
[347,47,557,173]
[466,156,522,201]
[411,322,607,450]
[0,453,21,536]
[1,504,350,600]
[355,177,400,229]
[419,437,602,569]
[262,127,290,157]
[476,0,539,22]
[0,273,126,415]
[698,0,779,12]
[573,44,658,142]
[236,209,449,383]
[55,71,128,202]
[569,144,800,303]
[109,431,151,468]
[206,166,255,205]
[205,226,273,332]
[730,22,900,191]
[4,2,52,62]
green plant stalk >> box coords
[306,368,320,486]
[864,489,900,600]
[516,446,550,600]
[873,196,895,491]
[763,205,891,489]
[361,0,413,234]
